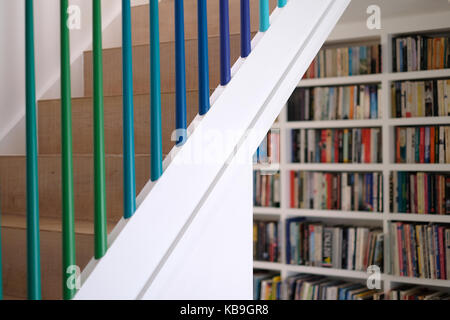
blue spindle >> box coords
[259,0,270,32]
[219,0,231,85]
[175,0,187,145]
[278,0,287,8]
[240,0,251,58]
[197,0,210,115]
[122,0,136,219]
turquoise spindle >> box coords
[61,0,77,300]
[25,0,42,300]
[219,0,231,85]
[122,0,136,219]
[150,0,163,180]
[197,0,210,115]
[175,0,187,146]
[278,0,287,8]
[93,0,108,259]
[259,0,270,32]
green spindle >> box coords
[25,0,42,300]
[60,0,77,300]
[93,0,108,259]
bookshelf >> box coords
[253,18,450,299]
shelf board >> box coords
[254,207,282,216]
[286,209,383,220]
[389,213,450,223]
[386,275,450,288]
[253,163,281,171]
[388,69,450,81]
[253,261,284,271]
[389,164,450,172]
[286,163,384,172]
[285,119,383,129]
[285,265,372,280]
[298,74,382,87]
[388,116,450,126]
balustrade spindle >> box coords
[93,0,108,259]
[240,0,251,58]
[259,0,270,32]
[278,0,287,8]
[175,0,187,145]
[150,0,163,180]
[122,0,137,219]
[197,0,210,115]
[61,0,77,300]
[25,0,42,300]
[219,0,231,85]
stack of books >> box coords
[395,125,450,163]
[384,286,450,300]
[303,44,382,79]
[253,171,281,208]
[390,222,450,280]
[290,171,383,212]
[390,172,450,215]
[253,220,280,262]
[288,85,380,121]
[285,274,381,300]
[285,218,384,271]
[291,128,382,164]
[391,79,450,118]
[253,271,281,300]
[393,35,450,72]
[253,129,281,164]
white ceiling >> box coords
[339,0,450,23]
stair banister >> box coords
[150,0,163,181]
[92,0,108,259]
[240,0,251,58]
[219,0,231,85]
[175,0,187,145]
[259,0,270,32]
[197,0,210,115]
[25,0,42,300]
[60,0,77,300]
[122,0,137,219]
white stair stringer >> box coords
[74,0,351,300]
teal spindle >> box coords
[25,0,42,300]
[197,0,210,115]
[150,0,163,181]
[278,0,287,8]
[61,0,77,300]
[93,0,108,259]
[122,0,136,219]
[259,0,270,32]
[175,0,187,146]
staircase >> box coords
[0,0,350,300]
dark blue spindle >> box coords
[175,0,187,145]
[240,0,251,58]
[219,0,231,85]
[197,0,210,115]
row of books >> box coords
[253,129,281,164]
[253,171,280,208]
[253,221,280,262]
[287,84,380,122]
[289,171,383,213]
[390,222,450,280]
[392,79,450,118]
[385,286,450,300]
[291,128,382,164]
[395,125,450,163]
[390,172,450,215]
[253,272,281,300]
[393,35,450,72]
[303,45,382,79]
[286,274,380,300]
[285,218,384,271]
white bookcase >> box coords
[253,14,450,296]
